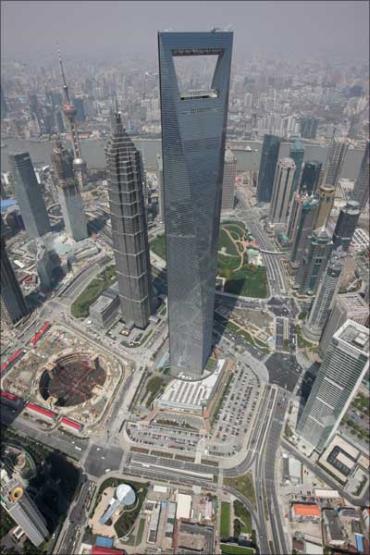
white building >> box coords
[269,157,296,225]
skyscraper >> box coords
[297,320,369,452]
[256,134,281,203]
[0,470,49,547]
[314,184,335,228]
[300,116,318,139]
[319,292,368,354]
[1,237,28,324]
[290,196,319,265]
[296,227,332,294]
[9,152,50,239]
[302,249,345,342]
[106,111,152,329]
[332,200,360,252]
[221,148,237,211]
[300,160,322,195]
[156,153,165,222]
[351,141,369,211]
[1,85,8,119]
[289,139,304,195]
[322,138,348,188]
[51,139,88,242]
[58,53,87,188]
[269,157,296,225]
[158,31,233,376]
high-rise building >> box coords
[9,152,51,239]
[319,292,368,354]
[296,320,369,452]
[156,154,165,222]
[302,249,345,342]
[314,184,335,228]
[351,141,369,211]
[158,31,233,376]
[1,85,8,119]
[300,160,322,195]
[106,111,152,329]
[221,148,237,211]
[1,237,28,324]
[296,227,332,294]
[51,139,88,242]
[300,116,318,139]
[322,138,348,188]
[289,139,304,195]
[256,134,281,203]
[269,157,296,225]
[332,200,360,252]
[290,196,319,265]
[58,53,87,188]
[0,470,49,547]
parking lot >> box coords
[210,361,260,456]
[265,352,302,392]
[84,444,123,477]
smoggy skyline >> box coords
[1,1,369,65]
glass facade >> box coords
[256,134,281,203]
[300,160,322,195]
[158,31,233,377]
[9,152,51,239]
[106,112,152,329]
[1,237,28,324]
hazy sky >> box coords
[1,1,369,64]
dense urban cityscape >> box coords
[0,2,369,555]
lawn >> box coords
[224,473,256,507]
[352,393,369,414]
[150,225,269,299]
[220,501,231,538]
[71,265,117,318]
[233,500,252,533]
[113,481,148,538]
[144,375,167,407]
[221,544,255,555]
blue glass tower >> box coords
[158,31,233,377]
[289,138,304,195]
[256,134,281,203]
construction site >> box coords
[1,324,125,432]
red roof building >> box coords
[60,417,82,432]
[25,402,56,420]
[1,390,20,402]
[91,546,126,555]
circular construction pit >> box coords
[39,353,106,407]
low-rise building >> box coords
[322,509,345,547]
[291,503,321,522]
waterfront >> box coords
[0,136,365,179]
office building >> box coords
[0,237,28,324]
[300,116,318,139]
[269,157,296,225]
[0,471,49,547]
[351,141,369,211]
[106,110,152,329]
[320,293,368,354]
[256,134,281,203]
[89,283,120,330]
[296,227,332,294]
[322,139,348,188]
[156,153,165,221]
[290,196,319,265]
[51,138,88,242]
[300,160,322,195]
[9,152,51,239]
[289,139,304,195]
[36,240,61,290]
[158,30,233,376]
[302,249,345,342]
[221,148,237,211]
[1,85,7,119]
[314,184,335,228]
[332,200,360,252]
[297,320,369,452]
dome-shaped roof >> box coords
[116,483,136,506]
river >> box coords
[0,136,365,180]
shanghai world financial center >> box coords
[158,31,233,377]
